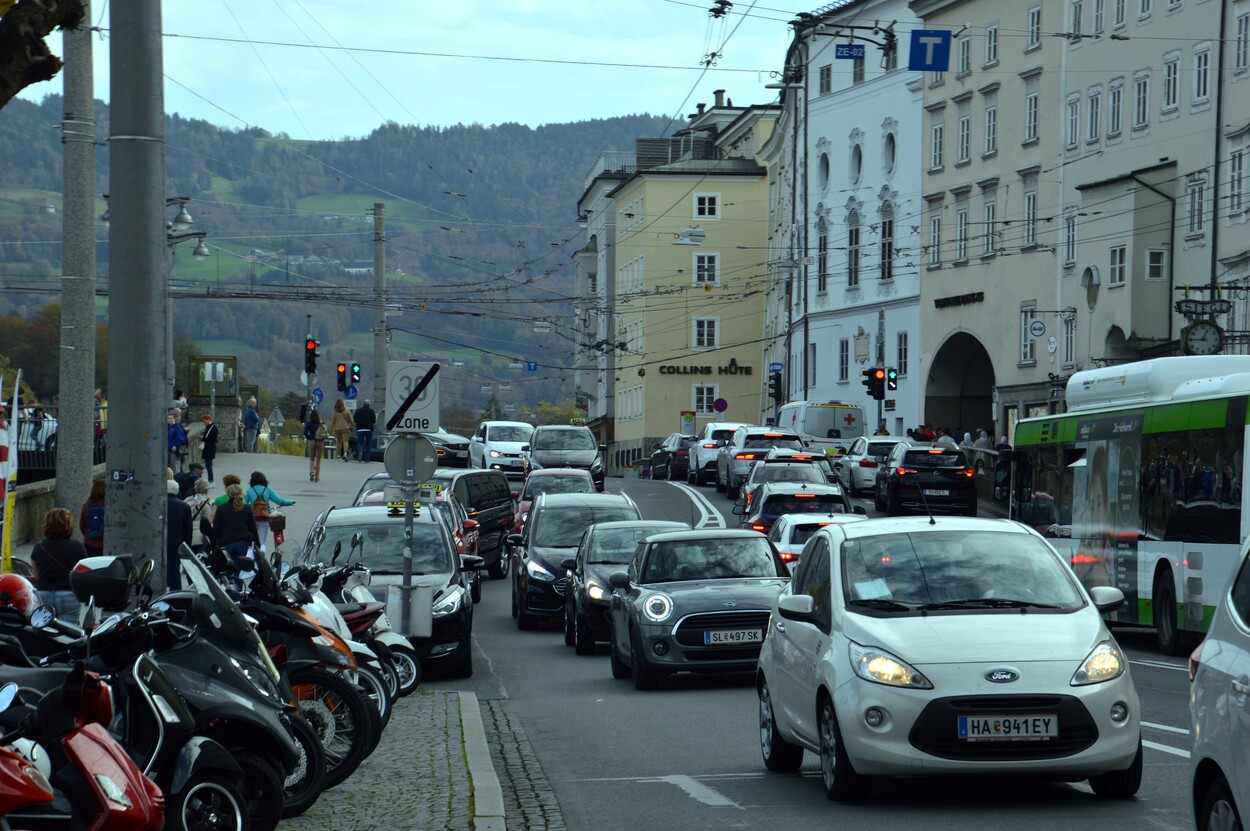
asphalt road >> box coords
[420,475,1197,831]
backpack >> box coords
[251,488,270,521]
[85,502,105,540]
[315,422,328,441]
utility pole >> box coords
[56,1,96,517]
[106,0,168,588]
[372,203,387,415]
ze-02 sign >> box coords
[386,361,441,433]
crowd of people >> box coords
[904,424,1004,450]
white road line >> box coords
[652,774,742,808]
[1131,659,1188,672]
[1142,721,1190,736]
[1144,740,1191,759]
[670,482,726,529]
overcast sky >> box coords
[18,0,801,139]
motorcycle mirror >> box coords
[0,682,16,711]
[134,559,154,586]
[29,604,54,629]
[332,540,342,564]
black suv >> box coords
[648,433,697,481]
[427,468,516,578]
[521,425,606,491]
[874,443,977,516]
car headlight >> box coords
[432,586,465,617]
[849,642,933,689]
[1071,640,1125,685]
[642,592,673,623]
[489,449,502,458]
[590,457,604,473]
[587,580,606,602]
[526,559,556,582]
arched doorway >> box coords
[1103,325,1137,363]
[925,333,995,433]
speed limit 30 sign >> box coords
[386,361,441,433]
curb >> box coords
[460,691,505,830]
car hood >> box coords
[528,545,580,571]
[368,569,455,595]
[584,562,629,586]
[842,607,1104,664]
[487,441,527,454]
[640,578,788,610]
[530,449,599,467]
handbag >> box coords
[268,512,286,534]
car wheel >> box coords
[715,466,726,492]
[488,534,510,580]
[650,462,664,481]
[873,485,885,512]
[630,626,661,691]
[687,468,697,485]
[727,477,740,501]
[818,696,870,802]
[759,679,803,772]
[1154,572,1185,656]
[510,581,519,619]
[563,598,576,646]
[574,610,596,655]
[847,478,860,498]
[886,487,903,517]
[1198,775,1242,831]
[609,627,631,679]
[447,642,474,679]
[1087,739,1143,799]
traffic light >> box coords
[336,363,347,391]
[768,372,784,406]
[862,367,885,400]
[886,367,898,392]
[350,362,362,385]
[304,339,319,373]
[861,368,876,397]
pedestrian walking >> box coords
[167,412,188,473]
[199,413,219,482]
[329,399,354,461]
[355,400,377,463]
[243,398,261,453]
[244,471,294,552]
[212,483,260,585]
[79,480,106,556]
[305,411,326,482]
[31,508,86,621]
[184,478,214,552]
[166,480,193,591]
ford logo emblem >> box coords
[985,669,1019,684]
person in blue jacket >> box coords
[244,470,295,552]
[243,398,261,453]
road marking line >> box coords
[1131,659,1187,672]
[669,482,726,529]
[1142,721,1190,736]
[652,775,741,808]
[1144,739,1190,758]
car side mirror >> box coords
[608,571,630,590]
[462,519,479,532]
[461,555,486,571]
[560,557,576,572]
[1088,585,1126,614]
[511,492,520,501]
[598,444,607,454]
[852,505,867,515]
[777,592,816,622]
[731,502,746,515]
[506,533,524,547]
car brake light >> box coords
[858,459,878,468]
[959,468,974,478]
[778,550,795,562]
[735,453,758,461]
[703,443,717,449]
[751,523,767,532]
[676,450,688,457]
[927,449,946,454]
[897,467,918,475]
[1189,643,1203,683]
[763,433,783,437]
[794,493,815,498]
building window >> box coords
[985,25,999,66]
[1186,174,1206,237]
[984,105,998,155]
[1066,96,1081,148]
[819,65,832,95]
[1087,89,1101,141]
[1109,245,1126,286]
[693,317,719,348]
[808,344,818,387]
[1108,80,1123,136]
[847,215,861,288]
[1020,308,1037,363]
[1194,45,1211,103]
[817,230,829,293]
[955,209,969,261]
[695,253,719,285]
[885,43,898,71]
[1139,0,1152,19]
[880,214,895,281]
[694,385,718,414]
[929,215,942,266]
[1071,0,1084,34]
[1093,0,1105,32]
[897,331,909,376]
[839,340,849,382]
[931,70,945,86]
[1231,149,1246,214]
[852,59,865,84]
[1133,73,1150,129]
[1063,316,1075,366]
[930,121,944,170]
[1114,0,1126,27]
[1146,249,1167,281]
[957,115,971,163]
[1064,212,1077,264]
[1024,190,1038,247]
[1027,6,1042,49]
[1163,54,1180,111]
[957,37,971,75]
[694,193,719,219]
[1025,93,1039,142]
[1237,13,1249,73]
[983,201,997,255]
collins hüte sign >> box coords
[658,358,753,377]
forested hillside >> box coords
[0,95,667,409]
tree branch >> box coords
[0,0,87,110]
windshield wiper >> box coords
[917,598,1060,611]
[847,598,913,612]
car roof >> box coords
[321,504,441,527]
[588,520,690,534]
[483,420,533,429]
[754,482,845,496]
[837,516,1034,541]
[641,528,774,544]
[704,422,752,432]
[532,424,592,432]
[525,467,594,479]
[776,513,869,527]
[742,427,801,437]
[533,492,635,508]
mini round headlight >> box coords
[1110,702,1129,723]
[864,707,885,728]
[642,593,673,622]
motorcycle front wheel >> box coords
[279,713,327,819]
[288,668,373,789]
[168,771,250,831]
[233,751,283,831]
[389,645,422,697]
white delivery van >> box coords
[776,400,866,457]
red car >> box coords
[512,468,596,532]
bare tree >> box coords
[0,0,86,109]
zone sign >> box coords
[386,361,441,433]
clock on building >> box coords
[1181,320,1225,356]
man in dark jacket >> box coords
[354,401,377,463]
[174,462,203,499]
[166,480,193,590]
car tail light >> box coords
[751,523,768,532]
[926,449,946,455]
[703,443,717,449]
[1189,643,1203,682]
[794,493,815,499]
[959,468,974,478]
[676,450,688,457]
[778,550,796,562]
[735,452,758,461]
[858,459,878,468]
[897,467,918,475]
[763,433,783,438]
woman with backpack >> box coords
[305,410,326,482]
[79,480,106,555]
[244,471,294,553]
[212,483,260,585]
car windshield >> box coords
[586,527,656,565]
[532,430,595,451]
[642,537,786,582]
[521,474,593,500]
[840,530,1085,611]
[804,407,865,440]
[744,436,803,451]
[902,450,967,468]
[762,494,845,516]
[789,524,826,546]
[752,465,825,485]
[709,429,737,443]
[301,522,454,575]
[867,442,899,458]
[489,426,532,442]
[532,505,638,548]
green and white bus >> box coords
[1011,356,1250,655]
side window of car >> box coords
[799,539,832,631]
[1231,556,1250,628]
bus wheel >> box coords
[1154,572,1185,656]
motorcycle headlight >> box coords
[849,642,933,689]
[231,656,282,703]
[642,592,673,623]
[432,586,465,617]
[526,560,556,582]
[1071,640,1125,686]
[587,580,606,602]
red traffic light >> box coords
[337,363,347,373]
[305,339,317,351]
[873,369,886,380]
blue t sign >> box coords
[908,29,952,72]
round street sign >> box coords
[384,434,438,483]
[712,398,728,413]
[344,384,359,401]
[311,387,324,404]
[1029,319,1047,339]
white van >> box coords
[469,420,534,477]
[776,400,866,456]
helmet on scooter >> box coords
[0,574,41,619]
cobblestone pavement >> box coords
[481,700,566,831]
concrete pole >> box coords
[106,0,169,588]
[57,1,97,519]
[372,203,387,414]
